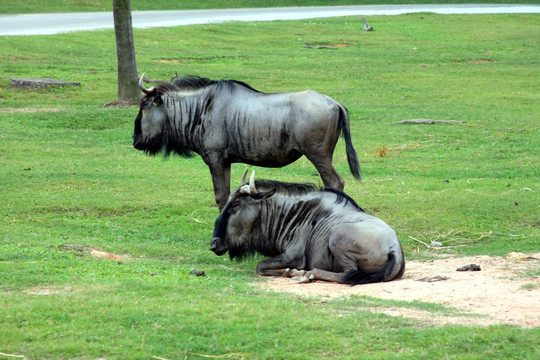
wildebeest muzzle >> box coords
[210,237,228,256]
[132,134,145,150]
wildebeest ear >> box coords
[153,95,163,106]
[253,188,276,201]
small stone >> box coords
[457,264,481,271]
[189,269,206,276]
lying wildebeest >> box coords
[133,73,360,210]
[210,172,405,285]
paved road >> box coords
[1,4,539,36]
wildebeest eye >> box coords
[229,197,248,213]
[141,96,154,108]
[153,95,163,106]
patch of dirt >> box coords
[23,286,82,295]
[89,248,131,261]
[469,59,493,63]
[262,254,540,328]
[60,244,131,261]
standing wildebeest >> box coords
[210,172,405,285]
[133,73,360,210]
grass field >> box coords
[0,4,539,360]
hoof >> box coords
[298,276,310,284]
[290,269,306,277]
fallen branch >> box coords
[303,42,337,50]
[0,352,26,359]
[394,119,466,125]
[9,77,80,89]
[416,276,449,282]
[408,236,468,250]
[431,245,468,250]
[409,236,430,248]
[375,144,423,157]
[190,353,248,359]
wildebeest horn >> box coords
[249,170,257,195]
[139,72,151,94]
[241,169,249,185]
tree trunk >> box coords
[112,0,140,104]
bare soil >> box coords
[262,253,540,328]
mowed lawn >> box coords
[0,8,539,360]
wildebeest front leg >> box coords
[285,268,306,278]
[208,163,231,211]
[298,269,349,284]
[256,254,304,277]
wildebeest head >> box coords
[210,171,275,257]
[132,74,169,155]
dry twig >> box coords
[190,353,248,359]
[375,144,423,157]
[0,352,26,359]
[394,119,466,125]
[409,236,430,248]
[303,42,337,50]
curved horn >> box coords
[139,72,149,94]
[249,170,257,195]
[241,169,249,185]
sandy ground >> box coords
[262,253,540,328]
[28,246,539,327]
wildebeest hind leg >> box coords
[300,232,372,284]
[307,156,345,191]
[299,269,348,283]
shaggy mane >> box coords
[254,179,318,196]
[322,187,364,212]
[153,75,262,94]
[173,76,218,91]
[253,179,364,212]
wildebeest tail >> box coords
[341,252,401,285]
[338,106,361,180]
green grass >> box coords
[0,9,539,360]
